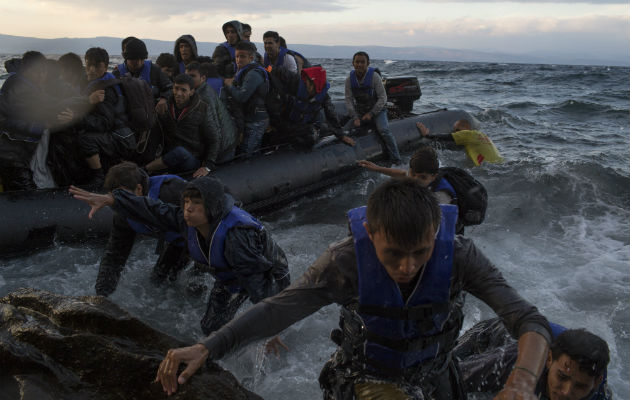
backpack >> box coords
[108,76,156,134]
[437,167,488,226]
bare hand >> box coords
[192,167,210,178]
[416,122,430,136]
[89,90,105,105]
[353,117,361,127]
[155,98,168,115]
[57,108,75,124]
[357,160,377,170]
[68,185,114,219]
[340,135,355,146]
[361,113,372,121]
[494,367,539,400]
[223,78,234,87]
[155,344,209,395]
[264,336,289,357]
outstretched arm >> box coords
[357,160,406,178]
[495,331,548,400]
[69,185,114,219]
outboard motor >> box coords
[384,76,421,113]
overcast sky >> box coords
[1,0,627,62]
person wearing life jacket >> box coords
[113,38,172,114]
[146,73,218,178]
[344,51,402,165]
[223,41,269,157]
[263,31,297,74]
[417,119,504,166]
[185,62,237,164]
[454,317,612,400]
[154,178,551,400]
[69,175,291,335]
[95,161,189,296]
[212,21,243,79]
[279,36,312,74]
[173,34,199,75]
[266,65,355,149]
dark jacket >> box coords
[81,76,132,135]
[113,61,173,102]
[224,63,268,123]
[111,177,290,302]
[97,176,188,296]
[194,83,238,163]
[174,35,199,73]
[212,20,243,78]
[158,93,218,168]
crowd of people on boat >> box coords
[1,19,613,400]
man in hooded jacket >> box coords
[212,21,243,79]
[69,175,291,335]
[173,35,199,75]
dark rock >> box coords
[0,288,263,400]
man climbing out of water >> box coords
[223,41,269,157]
[173,35,199,75]
[344,51,402,165]
[146,74,218,177]
[262,31,297,74]
[454,318,612,400]
[185,62,238,164]
[417,119,503,166]
[266,65,355,149]
[113,38,172,113]
[69,175,290,335]
[95,161,189,296]
[154,178,550,400]
[212,21,243,79]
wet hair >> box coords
[85,47,109,67]
[235,41,257,56]
[173,73,195,89]
[409,145,439,175]
[352,51,370,64]
[180,186,202,200]
[156,53,177,69]
[20,51,46,72]
[279,36,287,48]
[103,161,149,195]
[366,178,441,249]
[263,31,280,42]
[121,36,139,53]
[550,329,610,377]
[454,119,471,131]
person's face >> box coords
[242,30,251,42]
[353,55,369,77]
[161,66,175,78]
[116,184,143,196]
[235,50,254,70]
[125,58,144,73]
[224,26,239,45]
[173,82,193,108]
[179,42,192,62]
[304,78,316,96]
[264,37,280,58]
[183,197,208,228]
[85,60,107,81]
[186,69,205,89]
[365,222,436,284]
[546,354,603,400]
[409,171,437,187]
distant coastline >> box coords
[1,33,627,67]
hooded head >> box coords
[180,176,234,226]
[173,35,199,63]
[301,66,327,94]
[222,20,243,44]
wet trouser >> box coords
[237,119,268,157]
[343,109,401,163]
[0,136,37,191]
[78,128,136,163]
[161,146,201,173]
[200,281,249,335]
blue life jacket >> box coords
[117,60,152,85]
[234,63,269,119]
[187,206,263,292]
[85,72,122,96]
[126,175,184,244]
[432,177,457,200]
[263,47,289,70]
[350,67,376,98]
[221,42,236,60]
[346,204,459,373]
[288,80,330,124]
[235,63,269,83]
[206,77,223,96]
[286,49,309,67]
[178,61,186,75]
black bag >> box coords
[437,167,488,226]
[105,76,156,135]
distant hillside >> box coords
[0,33,625,66]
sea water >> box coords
[1,56,628,399]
